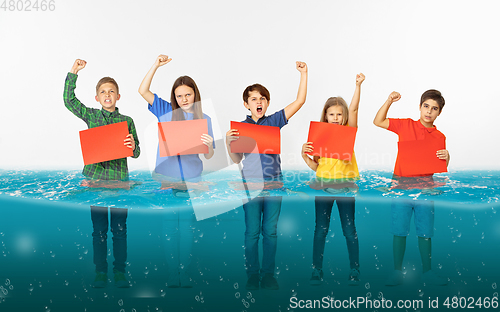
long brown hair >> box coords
[319,97,349,126]
[170,76,203,121]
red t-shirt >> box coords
[388,118,446,177]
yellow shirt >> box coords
[316,152,359,180]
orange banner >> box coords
[229,121,280,154]
[306,121,357,160]
[158,119,209,156]
[398,138,447,176]
[79,121,133,165]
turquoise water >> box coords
[0,170,499,311]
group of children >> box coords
[63,55,450,290]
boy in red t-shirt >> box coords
[374,89,450,286]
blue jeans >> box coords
[313,196,359,270]
[163,207,195,273]
[91,206,128,273]
[391,199,434,237]
[243,196,282,276]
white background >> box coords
[0,0,499,171]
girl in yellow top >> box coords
[301,73,364,286]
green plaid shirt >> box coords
[64,72,140,181]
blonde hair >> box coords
[320,97,349,126]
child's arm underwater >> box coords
[138,54,172,105]
[284,61,308,120]
[225,129,243,164]
[348,73,365,128]
[373,91,401,129]
[301,142,319,171]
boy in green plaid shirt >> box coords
[64,59,140,288]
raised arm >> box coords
[70,59,86,75]
[348,73,365,128]
[284,61,308,120]
[64,59,90,121]
[373,91,401,129]
[138,55,172,105]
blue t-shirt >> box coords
[149,94,214,180]
[240,109,288,179]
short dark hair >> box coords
[96,77,119,95]
[420,89,445,112]
[243,84,270,103]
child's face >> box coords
[326,105,344,125]
[95,82,120,112]
[244,91,269,121]
[174,85,196,113]
[419,99,441,127]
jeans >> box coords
[391,199,434,237]
[243,196,282,276]
[163,207,195,273]
[90,206,128,273]
[312,196,359,270]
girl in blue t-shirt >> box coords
[139,54,215,288]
